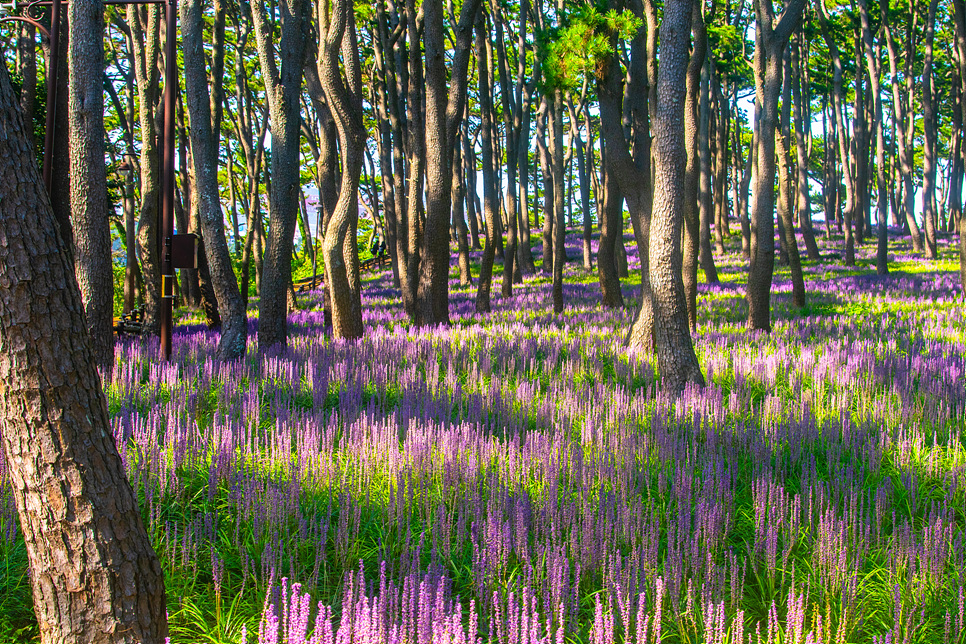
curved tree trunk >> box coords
[0,61,168,644]
[318,0,366,339]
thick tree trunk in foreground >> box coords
[182,0,248,359]
[68,0,114,374]
[0,62,168,644]
[648,0,704,391]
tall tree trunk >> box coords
[777,47,806,308]
[552,87,566,314]
[537,99,555,274]
[682,1,706,332]
[417,0,481,322]
[453,135,474,286]
[647,0,705,391]
[858,0,889,275]
[738,119,755,258]
[68,0,114,374]
[818,0,856,265]
[598,153,625,307]
[475,15,499,313]
[883,1,924,252]
[922,0,940,258]
[182,0,247,359]
[318,0,366,339]
[0,61,168,644]
[748,0,807,331]
[792,33,820,260]
[698,55,719,285]
[253,0,309,350]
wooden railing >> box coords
[292,252,392,293]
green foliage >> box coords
[540,4,642,91]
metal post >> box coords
[41,0,60,193]
[159,0,176,360]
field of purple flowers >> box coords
[2,231,965,644]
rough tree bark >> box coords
[647,0,705,391]
[475,14,500,313]
[416,0,481,324]
[682,0,707,331]
[181,0,247,359]
[0,61,168,644]
[921,0,940,258]
[68,0,114,374]
[253,0,308,350]
[746,0,806,331]
[857,0,889,275]
[317,0,366,339]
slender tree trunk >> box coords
[68,0,114,374]
[537,99,555,274]
[475,15,499,313]
[922,0,940,258]
[884,2,924,252]
[792,34,820,260]
[598,153,625,307]
[698,54,719,284]
[182,0,247,358]
[682,2,706,331]
[858,0,889,274]
[0,61,168,644]
[552,87,566,314]
[777,47,806,308]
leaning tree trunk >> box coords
[858,0,889,275]
[68,0,114,374]
[0,61,168,644]
[181,0,247,359]
[648,0,705,392]
[777,48,806,309]
[253,0,308,350]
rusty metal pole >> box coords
[40,0,60,194]
[159,0,176,360]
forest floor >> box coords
[2,226,965,644]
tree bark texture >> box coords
[475,16,499,313]
[0,62,168,644]
[748,0,806,331]
[68,0,114,374]
[416,0,481,324]
[181,0,248,359]
[682,0,706,332]
[253,0,308,350]
[648,0,705,391]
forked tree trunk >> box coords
[747,0,807,331]
[252,0,309,350]
[0,62,168,644]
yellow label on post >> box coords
[162,274,175,299]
